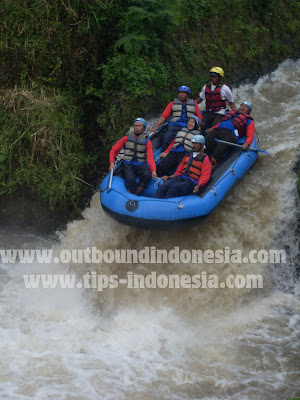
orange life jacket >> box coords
[180,152,207,181]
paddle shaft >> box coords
[214,139,270,155]
[108,168,113,190]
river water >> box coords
[0,60,299,400]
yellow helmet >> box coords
[210,67,224,78]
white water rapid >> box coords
[0,60,299,400]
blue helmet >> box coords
[191,134,205,144]
[177,85,191,95]
[188,116,201,130]
[241,101,253,112]
[133,117,147,128]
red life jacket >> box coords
[205,84,226,112]
[180,152,207,181]
[221,110,253,137]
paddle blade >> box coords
[255,148,271,155]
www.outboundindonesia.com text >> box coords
[1,246,286,265]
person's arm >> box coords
[160,173,175,181]
[243,120,255,150]
[151,102,173,133]
[194,100,204,121]
[193,156,211,192]
[196,86,206,105]
[163,137,176,155]
[174,156,186,176]
[109,136,128,167]
[146,140,157,176]
[151,116,166,134]
[159,151,185,181]
[206,120,221,133]
[221,86,236,110]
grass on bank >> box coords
[0,86,94,212]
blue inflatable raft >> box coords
[100,130,258,229]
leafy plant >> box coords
[0,86,93,211]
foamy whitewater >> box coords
[0,60,299,400]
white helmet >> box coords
[191,135,205,144]
[240,101,253,112]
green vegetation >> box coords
[1,0,300,218]
[0,86,92,211]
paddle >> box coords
[214,139,271,155]
[149,120,169,138]
[107,168,114,192]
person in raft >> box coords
[195,66,236,130]
[156,116,202,177]
[109,118,157,195]
[204,101,255,163]
[150,85,204,152]
[153,135,213,199]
